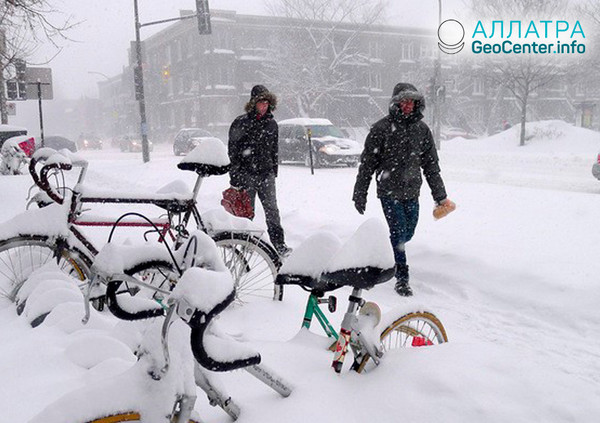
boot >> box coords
[395,279,413,297]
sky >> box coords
[32,0,466,100]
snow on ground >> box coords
[1,120,600,422]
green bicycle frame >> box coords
[301,293,338,340]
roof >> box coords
[278,118,333,126]
[0,124,27,133]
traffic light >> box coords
[6,80,18,100]
[196,0,212,35]
[14,59,27,100]
[161,65,171,82]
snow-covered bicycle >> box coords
[0,140,282,308]
[26,232,291,423]
[275,219,448,374]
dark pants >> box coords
[246,173,285,248]
[380,197,419,277]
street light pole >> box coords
[133,0,151,163]
[432,0,443,150]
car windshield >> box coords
[187,129,212,138]
[308,125,345,138]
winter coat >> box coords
[353,84,447,204]
[228,111,279,188]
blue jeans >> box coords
[380,197,419,276]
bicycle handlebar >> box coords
[28,150,73,205]
[105,278,166,321]
[187,291,262,372]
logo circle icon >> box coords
[438,19,465,54]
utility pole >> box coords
[432,0,443,150]
[133,0,150,163]
[131,0,212,163]
[0,29,7,124]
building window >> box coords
[473,77,484,95]
[400,43,414,61]
[369,71,381,90]
[369,40,381,59]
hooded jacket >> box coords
[353,83,447,203]
[228,87,279,187]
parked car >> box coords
[173,128,222,156]
[41,135,78,152]
[0,124,27,149]
[118,135,153,153]
[78,133,103,150]
[440,127,478,140]
[278,118,362,167]
[592,152,600,181]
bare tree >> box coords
[469,0,571,146]
[262,0,387,118]
[0,0,74,123]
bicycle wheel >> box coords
[86,412,140,422]
[211,231,282,304]
[0,235,89,303]
[85,412,200,423]
[356,310,448,373]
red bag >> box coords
[221,187,254,219]
[18,137,36,157]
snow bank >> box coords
[445,120,600,154]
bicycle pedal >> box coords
[359,301,381,326]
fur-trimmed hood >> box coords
[244,86,278,114]
[389,82,425,123]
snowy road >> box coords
[1,122,600,422]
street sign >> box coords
[7,102,16,116]
[25,67,53,100]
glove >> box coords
[353,195,366,214]
[433,198,456,220]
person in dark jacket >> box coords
[352,82,453,296]
[228,85,290,256]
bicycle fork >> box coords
[331,288,383,374]
[331,288,363,373]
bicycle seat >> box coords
[276,232,343,292]
[276,219,396,292]
[177,138,231,177]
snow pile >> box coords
[169,266,233,315]
[446,120,600,154]
[179,137,230,166]
[325,218,395,272]
[279,231,342,278]
[92,242,173,276]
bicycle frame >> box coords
[58,162,206,260]
[302,292,339,341]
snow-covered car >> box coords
[278,118,361,167]
[441,127,478,140]
[0,135,35,175]
[592,153,600,181]
[0,124,27,149]
[118,135,153,153]
[40,135,78,152]
[173,128,222,156]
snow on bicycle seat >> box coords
[319,218,395,290]
[93,242,174,277]
[276,232,343,291]
[177,138,230,176]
